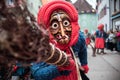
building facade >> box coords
[110,0,120,31]
[96,0,110,32]
[74,0,97,33]
[97,0,120,32]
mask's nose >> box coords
[57,13,66,37]
[59,22,65,37]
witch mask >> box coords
[50,11,72,44]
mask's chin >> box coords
[55,35,70,44]
[58,38,69,44]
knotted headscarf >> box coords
[84,29,88,33]
[98,24,104,31]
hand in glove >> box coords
[81,65,89,73]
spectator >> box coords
[116,28,120,52]
[106,30,116,51]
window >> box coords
[98,5,106,20]
[114,0,117,12]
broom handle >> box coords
[70,47,82,80]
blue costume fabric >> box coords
[117,41,120,51]
[12,63,26,76]
[95,30,108,39]
[30,31,88,80]
[30,62,60,80]
[72,31,88,66]
[31,62,72,80]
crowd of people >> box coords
[84,24,120,57]
[105,28,120,52]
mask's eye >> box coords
[63,20,70,27]
[51,22,59,29]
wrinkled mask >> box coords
[50,11,72,44]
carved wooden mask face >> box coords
[50,11,72,44]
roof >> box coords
[73,0,96,13]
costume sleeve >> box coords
[95,30,99,37]
[72,31,88,66]
[30,62,60,80]
[103,31,108,40]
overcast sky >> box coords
[71,0,96,9]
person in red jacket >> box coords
[36,0,89,80]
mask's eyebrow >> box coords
[57,13,62,21]
[50,11,70,23]
[50,13,62,23]
[50,16,58,24]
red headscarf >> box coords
[37,0,80,50]
[84,29,88,33]
[98,24,104,31]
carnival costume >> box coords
[31,0,89,80]
[95,24,107,49]
[93,24,107,55]
[84,29,91,46]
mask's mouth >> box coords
[54,33,70,44]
